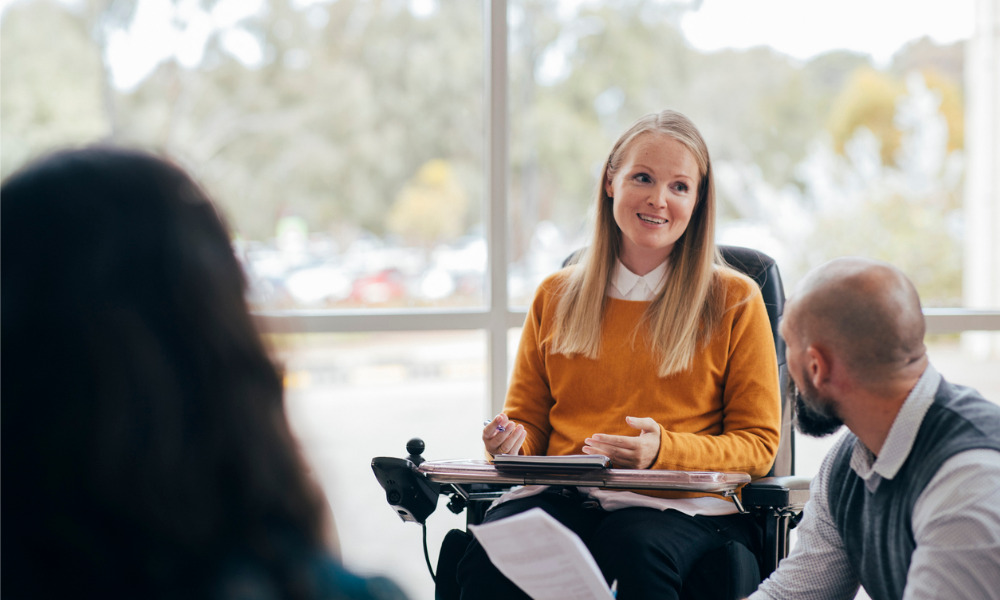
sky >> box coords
[0,0,978,89]
[681,0,976,65]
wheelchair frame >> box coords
[372,245,811,589]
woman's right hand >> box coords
[483,414,526,456]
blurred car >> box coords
[284,262,353,306]
[350,268,407,305]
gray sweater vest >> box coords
[827,378,1000,600]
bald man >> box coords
[750,257,1000,600]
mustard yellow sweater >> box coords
[505,266,781,495]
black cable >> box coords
[422,522,436,583]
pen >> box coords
[610,579,617,598]
[482,419,505,432]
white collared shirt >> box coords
[847,366,939,494]
[751,365,1000,600]
[607,259,669,300]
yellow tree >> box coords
[826,66,963,167]
[922,68,964,153]
[826,67,905,165]
[387,159,469,248]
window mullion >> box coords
[486,0,511,417]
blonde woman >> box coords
[457,110,782,599]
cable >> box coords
[422,522,436,583]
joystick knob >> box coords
[406,437,426,465]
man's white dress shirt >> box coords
[751,365,1000,600]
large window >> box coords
[3,0,487,310]
[506,0,980,307]
[4,1,999,598]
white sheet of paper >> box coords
[468,507,614,600]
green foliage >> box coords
[0,1,108,177]
[3,0,484,240]
[0,0,968,305]
[793,188,963,306]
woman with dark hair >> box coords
[459,110,782,598]
[0,146,407,600]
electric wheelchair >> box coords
[372,246,810,599]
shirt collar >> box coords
[849,363,941,492]
[610,260,669,301]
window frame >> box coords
[253,0,1000,417]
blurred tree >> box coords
[796,189,962,306]
[684,47,819,223]
[0,0,969,308]
[509,0,700,258]
[827,67,905,165]
[920,68,964,153]
[508,1,879,246]
[794,71,964,305]
[387,159,469,247]
[824,63,962,165]
[1,0,484,240]
[508,0,562,262]
[117,0,484,240]
[891,36,965,88]
[0,1,108,177]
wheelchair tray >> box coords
[417,459,751,494]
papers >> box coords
[469,507,615,600]
[492,454,610,471]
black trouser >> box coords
[455,488,757,600]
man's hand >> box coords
[582,416,661,469]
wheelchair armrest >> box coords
[742,476,811,512]
[372,438,522,526]
[743,476,811,577]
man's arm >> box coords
[749,439,860,600]
[904,448,1000,600]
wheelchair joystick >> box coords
[406,437,426,465]
[371,438,439,524]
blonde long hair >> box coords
[552,109,726,377]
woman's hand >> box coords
[582,416,661,469]
[483,414,526,457]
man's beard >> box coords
[790,372,844,437]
